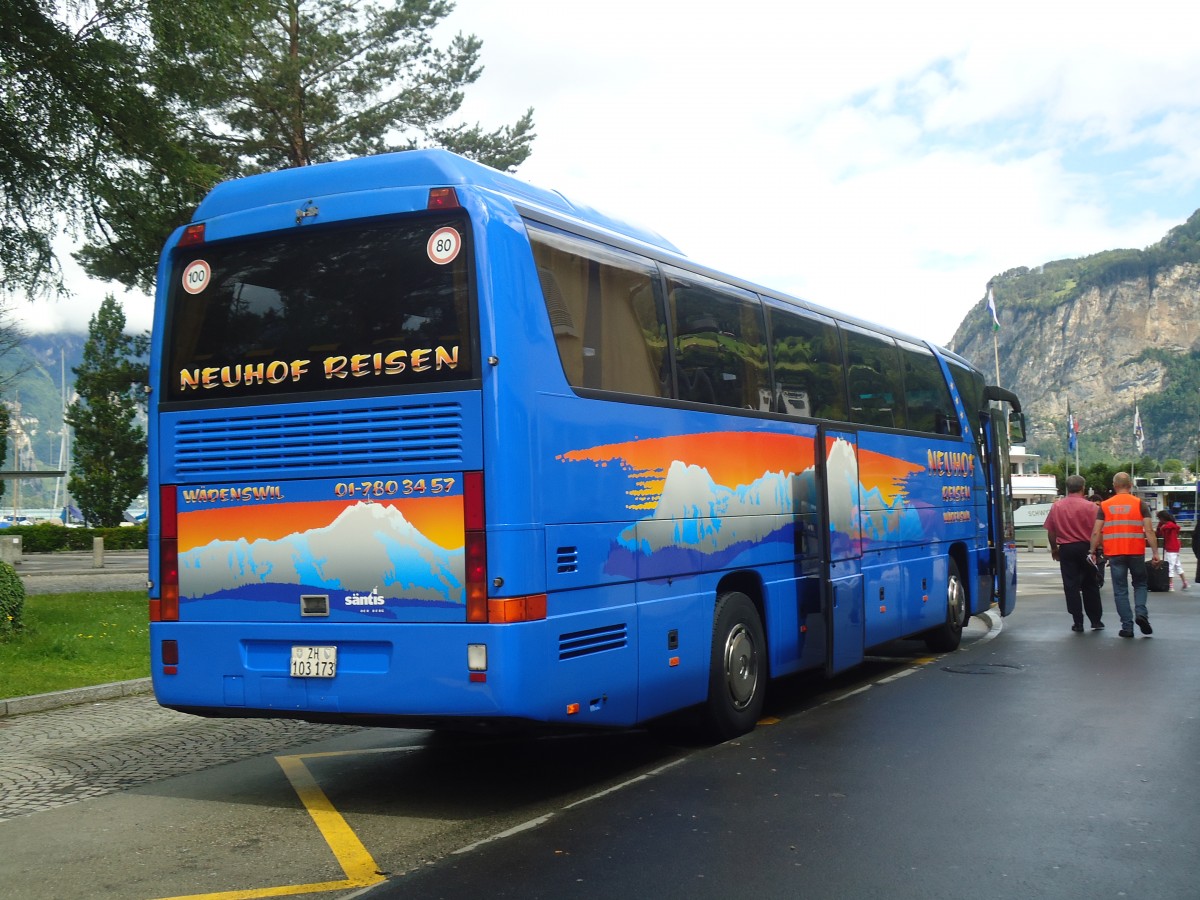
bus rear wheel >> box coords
[704,591,766,741]
[924,558,966,652]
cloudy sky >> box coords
[23,0,1200,345]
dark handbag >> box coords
[1146,559,1169,592]
[1089,552,1106,587]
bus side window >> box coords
[843,325,906,429]
[766,304,847,420]
[947,361,986,447]
[667,273,768,411]
[899,341,961,435]
[532,247,588,386]
[528,224,668,398]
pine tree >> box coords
[65,296,148,526]
[0,0,209,293]
[78,0,536,288]
[4,1,535,292]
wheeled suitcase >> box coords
[1146,559,1170,592]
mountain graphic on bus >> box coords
[618,461,802,552]
[177,500,464,605]
[561,432,930,576]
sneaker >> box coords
[1091,622,1105,630]
[1119,628,1134,638]
[1135,615,1153,635]
[1071,623,1084,632]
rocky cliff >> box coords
[948,212,1200,463]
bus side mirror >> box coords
[1009,412,1027,444]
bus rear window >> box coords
[165,213,473,402]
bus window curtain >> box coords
[583,258,604,387]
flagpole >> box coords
[1132,398,1143,481]
[987,282,1001,386]
[1074,406,1079,477]
[1067,401,1080,477]
[992,332,1001,388]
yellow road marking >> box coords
[276,753,383,885]
[153,750,389,900]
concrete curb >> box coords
[0,678,153,718]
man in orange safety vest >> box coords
[1089,472,1159,638]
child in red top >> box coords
[1156,511,1188,590]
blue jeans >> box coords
[1107,555,1148,628]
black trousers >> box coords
[1057,541,1104,626]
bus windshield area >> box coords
[165,212,474,402]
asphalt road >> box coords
[2,552,1198,900]
[381,554,1200,900]
[14,549,149,595]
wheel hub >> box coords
[724,624,759,710]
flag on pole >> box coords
[987,286,1000,331]
[1134,405,1145,455]
[1067,403,1077,453]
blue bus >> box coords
[148,150,1024,739]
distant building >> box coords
[1010,446,1058,548]
[1010,445,1057,509]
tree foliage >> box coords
[0,0,211,293]
[172,0,535,173]
[65,295,147,526]
[3,1,536,293]
[93,0,535,289]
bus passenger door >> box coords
[981,409,1017,616]
[821,428,864,675]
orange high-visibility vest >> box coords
[1100,494,1147,556]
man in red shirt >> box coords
[1044,474,1105,632]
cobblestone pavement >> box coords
[0,694,361,822]
[5,553,365,822]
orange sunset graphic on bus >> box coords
[559,431,932,576]
[175,479,466,614]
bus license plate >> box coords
[290,645,337,678]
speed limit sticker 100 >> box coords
[182,260,211,295]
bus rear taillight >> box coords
[153,485,180,622]
[178,223,205,246]
[427,187,460,209]
[464,472,488,623]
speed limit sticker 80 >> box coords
[182,259,211,295]
[426,227,462,265]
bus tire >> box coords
[704,591,766,741]
[924,558,966,652]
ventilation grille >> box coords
[559,624,627,660]
[170,401,464,479]
[555,546,579,574]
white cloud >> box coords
[17,0,1199,347]
[10,237,153,337]
[440,0,1200,344]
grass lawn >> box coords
[0,592,150,699]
